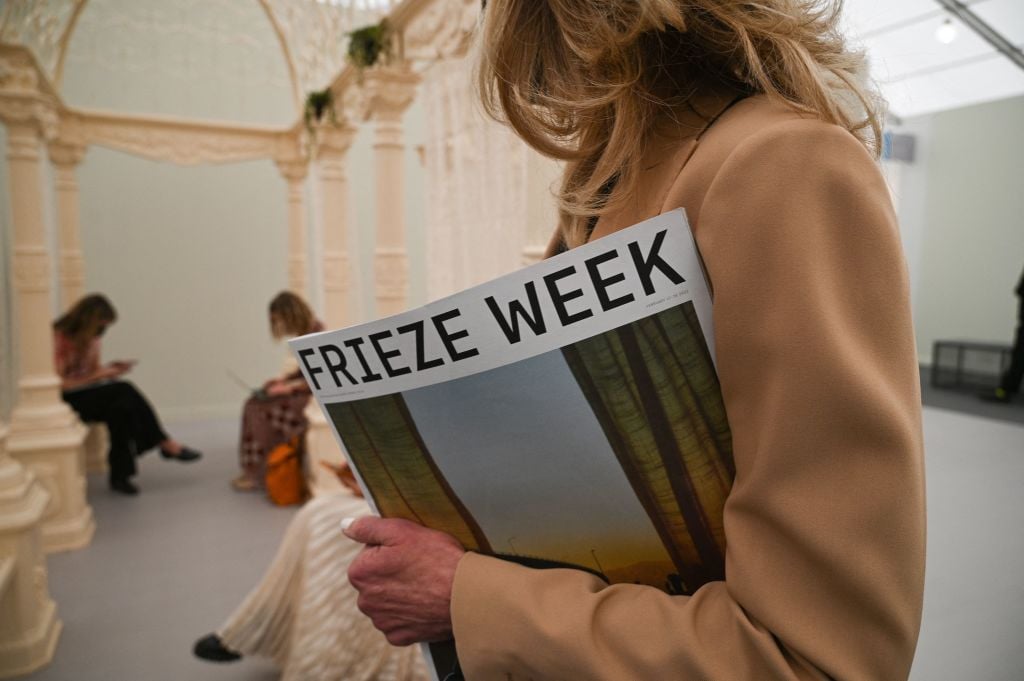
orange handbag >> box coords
[265,435,308,506]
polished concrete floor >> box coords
[21,407,1024,681]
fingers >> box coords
[342,516,415,546]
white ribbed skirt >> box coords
[218,493,430,681]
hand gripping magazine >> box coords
[290,209,734,680]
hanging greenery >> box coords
[303,88,334,131]
[347,20,392,69]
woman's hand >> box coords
[344,517,465,646]
[110,359,136,375]
[265,380,293,397]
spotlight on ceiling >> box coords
[935,18,958,44]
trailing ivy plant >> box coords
[304,88,335,132]
[347,20,392,70]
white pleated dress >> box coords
[218,493,430,681]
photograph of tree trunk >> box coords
[324,301,733,596]
[562,301,734,594]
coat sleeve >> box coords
[449,118,926,681]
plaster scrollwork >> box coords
[0,57,40,93]
[0,95,59,143]
[275,157,309,183]
[323,253,350,290]
[47,138,86,167]
[361,66,420,123]
[13,248,52,294]
[59,254,85,285]
[78,113,285,166]
[0,0,81,78]
[374,250,409,300]
[314,122,356,160]
[260,0,396,96]
[403,0,479,62]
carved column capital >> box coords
[314,123,357,160]
[361,65,421,124]
[403,0,480,61]
[47,140,87,168]
[275,157,309,183]
[0,96,58,154]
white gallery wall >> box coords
[0,0,433,423]
[893,94,1024,364]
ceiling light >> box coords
[935,19,958,44]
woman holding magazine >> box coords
[343,1,926,680]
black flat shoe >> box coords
[193,633,241,663]
[109,479,139,496]
[161,446,202,462]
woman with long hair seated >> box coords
[193,462,428,681]
[232,291,323,492]
[54,294,201,496]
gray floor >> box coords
[20,408,1024,681]
[25,418,294,681]
[920,367,1024,426]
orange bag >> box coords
[265,436,307,506]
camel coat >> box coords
[449,94,926,681]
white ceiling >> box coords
[842,0,1024,119]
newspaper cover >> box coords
[290,209,734,679]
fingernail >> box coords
[340,517,355,532]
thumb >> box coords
[342,516,404,546]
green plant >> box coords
[304,88,334,131]
[347,20,392,69]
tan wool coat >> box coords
[449,94,927,681]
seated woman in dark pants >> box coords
[54,294,201,495]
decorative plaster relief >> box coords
[404,0,479,62]
[13,249,52,294]
[0,96,58,142]
[323,253,350,290]
[374,250,409,300]
[79,116,283,165]
[361,66,420,122]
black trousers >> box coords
[1000,301,1024,394]
[62,380,168,482]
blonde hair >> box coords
[269,291,316,339]
[477,0,882,249]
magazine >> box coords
[290,209,734,679]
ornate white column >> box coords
[363,66,420,317]
[0,424,62,678]
[275,158,310,297]
[47,138,88,310]
[0,91,94,553]
[316,124,358,327]
[304,125,358,496]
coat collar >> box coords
[589,89,742,241]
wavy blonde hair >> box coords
[477,0,882,248]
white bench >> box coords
[81,423,108,474]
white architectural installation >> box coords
[363,64,421,318]
[0,424,62,679]
[0,45,94,556]
[0,0,562,670]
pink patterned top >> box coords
[54,330,101,382]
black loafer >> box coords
[161,446,202,462]
[109,478,139,496]
[193,633,241,663]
